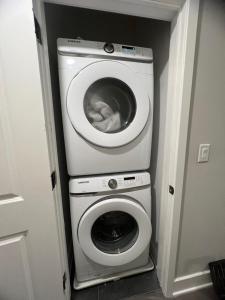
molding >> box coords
[173,270,212,297]
[33,2,71,300]
[157,0,200,297]
[44,0,185,21]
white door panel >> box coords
[0,230,34,300]
[0,1,67,299]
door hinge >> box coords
[51,171,57,190]
[63,272,67,292]
[169,185,174,195]
[33,14,42,45]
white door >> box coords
[66,60,150,147]
[78,197,152,266]
[0,1,68,300]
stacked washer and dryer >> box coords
[57,38,154,289]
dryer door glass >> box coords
[67,60,151,148]
[91,211,138,254]
[84,78,136,133]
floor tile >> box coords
[122,287,218,300]
[71,273,218,300]
[122,290,164,300]
[175,288,218,300]
[98,271,159,300]
[71,285,99,300]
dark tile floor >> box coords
[122,287,218,300]
[71,271,218,300]
[72,271,159,300]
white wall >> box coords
[176,0,225,277]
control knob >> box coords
[108,179,117,189]
[104,43,114,53]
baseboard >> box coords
[173,270,212,297]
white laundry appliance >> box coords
[58,38,154,176]
[70,172,154,289]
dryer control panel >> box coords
[70,172,150,194]
[57,38,153,62]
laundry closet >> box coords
[42,2,170,291]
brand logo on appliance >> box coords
[68,39,81,43]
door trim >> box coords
[157,1,200,296]
[32,0,200,297]
[32,2,71,300]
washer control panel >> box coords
[70,172,150,194]
[57,38,153,62]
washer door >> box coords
[78,198,152,266]
[67,60,150,148]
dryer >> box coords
[70,172,154,289]
[58,38,154,176]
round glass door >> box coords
[91,211,138,254]
[78,198,152,266]
[84,78,136,133]
[67,60,150,148]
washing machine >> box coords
[70,171,154,289]
[58,38,154,176]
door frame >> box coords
[33,0,199,297]
[32,2,71,300]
